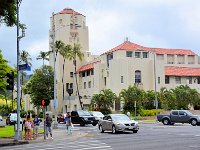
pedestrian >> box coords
[25,115,33,140]
[65,112,72,135]
[46,113,53,139]
[23,114,28,140]
[33,114,40,139]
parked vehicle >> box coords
[57,114,65,123]
[6,113,22,125]
[157,110,200,126]
[98,114,139,134]
[90,111,104,122]
[71,110,97,126]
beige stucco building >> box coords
[49,8,200,114]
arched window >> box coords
[135,70,141,83]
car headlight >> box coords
[116,123,121,125]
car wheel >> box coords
[80,123,85,126]
[162,118,170,125]
[99,125,104,133]
[112,125,117,134]
[6,120,10,125]
[191,119,197,126]
[133,130,138,133]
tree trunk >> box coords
[62,59,65,101]
[74,60,83,110]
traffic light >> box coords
[6,72,14,90]
[41,99,50,106]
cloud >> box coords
[25,39,49,57]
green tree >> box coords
[23,65,54,107]
[36,51,49,66]
[67,43,84,109]
[59,44,72,101]
[119,86,144,114]
[0,50,15,92]
[91,89,117,114]
[0,0,16,26]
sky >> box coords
[0,0,200,74]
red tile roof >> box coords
[101,41,196,56]
[165,67,200,76]
[77,61,101,72]
[56,8,83,16]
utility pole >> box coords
[153,52,158,120]
[15,0,21,141]
[52,12,58,129]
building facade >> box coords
[49,8,200,114]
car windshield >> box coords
[112,115,130,121]
[185,111,193,115]
[92,112,104,117]
[78,110,91,116]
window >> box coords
[143,52,148,58]
[198,77,200,84]
[91,69,94,75]
[175,76,181,84]
[179,111,187,116]
[135,52,140,58]
[165,76,170,84]
[135,70,141,83]
[70,72,73,77]
[104,77,106,86]
[126,51,132,57]
[69,83,73,89]
[88,81,91,88]
[187,77,192,84]
[84,82,86,89]
[87,70,90,76]
[158,77,160,84]
[82,72,85,77]
[107,53,113,67]
[172,111,178,116]
[121,76,124,83]
[66,83,69,90]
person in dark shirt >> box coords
[46,114,53,139]
[33,115,40,139]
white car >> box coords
[6,113,22,125]
[90,111,104,121]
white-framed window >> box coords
[70,72,73,77]
[126,51,132,57]
[84,82,86,89]
[175,76,181,84]
[121,76,124,83]
[88,81,91,88]
[135,52,141,58]
[143,52,148,58]
[135,70,141,83]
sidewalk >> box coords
[0,128,88,147]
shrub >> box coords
[20,110,27,118]
[139,109,161,116]
[39,112,43,118]
[27,110,35,116]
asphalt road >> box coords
[72,123,200,150]
[1,123,200,150]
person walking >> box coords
[33,114,40,139]
[65,112,72,135]
[46,113,53,139]
[25,115,33,140]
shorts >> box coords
[34,126,39,134]
[46,126,52,134]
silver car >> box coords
[98,114,139,134]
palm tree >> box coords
[67,43,84,110]
[59,44,72,101]
[36,51,49,66]
[20,50,32,109]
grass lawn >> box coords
[0,126,44,138]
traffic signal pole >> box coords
[15,0,22,141]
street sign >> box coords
[19,64,31,71]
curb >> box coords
[0,140,29,147]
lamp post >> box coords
[15,0,25,141]
[153,52,158,120]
